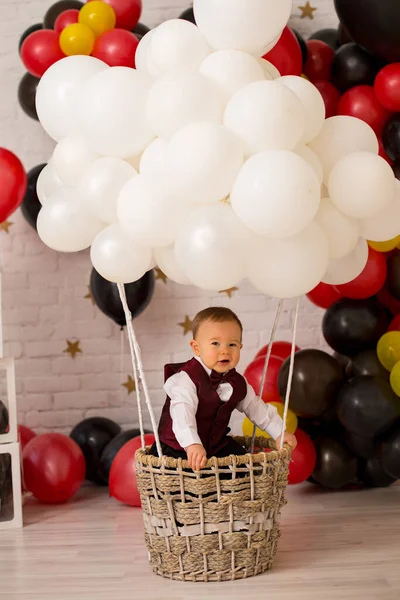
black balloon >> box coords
[70,417,121,485]
[322,298,388,356]
[309,28,339,50]
[18,73,40,121]
[346,349,389,380]
[359,457,397,488]
[292,29,308,65]
[379,422,400,480]
[345,431,376,459]
[334,0,400,62]
[393,161,400,181]
[99,428,150,483]
[331,43,385,93]
[313,436,357,490]
[90,268,155,327]
[21,164,46,231]
[18,23,43,53]
[333,352,350,376]
[385,252,400,301]
[337,23,353,47]
[132,22,150,39]
[44,0,84,29]
[382,115,400,163]
[179,7,196,24]
[337,376,400,438]
[0,400,9,434]
[278,349,343,418]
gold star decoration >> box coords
[299,2,317,19]
[155,267,167,284]
[63,340,82,359]
[84,286,95,305]
[179,315,193,336]
[219,287,239,298]
[0,220,13,233]
[122,375,136,395]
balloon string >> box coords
[250,300,283,454]
[280,298,300,450]
[119,328,125,406]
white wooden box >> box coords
[0,441,23,530]
[0,357,17,444]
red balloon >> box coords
[0,148,27,222]
[378,137,394,166]
[255,341,300,362]
[109,433,155,506]
[262,27,302,77]
[288,429,317,485]
[374,63,400,112]
[92,29,139,67]
[20,29,65,78]
[88,0,142,30]
[388,314,400,331]
[337,85,391,135]
[377,286,400,316]
[23,433,85,504]
[307,282,342,309]
[336,247,387,299]
[303,40,334,82]
[244,355,283,404]
[54,9,80,34]
[18,425,36,450]
[312,80,341,118]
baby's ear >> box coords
[190,339,200,355]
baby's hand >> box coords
[275,432,297,451]
[186,444,207,471]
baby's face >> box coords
[190,319,242,373]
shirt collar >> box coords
[194,355,212,376]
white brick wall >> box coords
[1,0,337,433]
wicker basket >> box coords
[135,436,291,582]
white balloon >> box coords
[90,224,151,284]
[78,157,137,224]
[146,71,223,139]
[248,223,329,299]
[37,188,104,253]
[360,182,400,242]
[154,244,192,285]
[52,135,100,186]
[322,238,369,285]
[315,198,360,259]
[224,80,305,156]
[280,76,326,144]
[151,19,210,74]
[117,174,190,247]
[174,203,251,291]
[230,150,321,238]
[329,151,396,219]
[36,56,108,142]
[78,67,154,158]
[295,145,323,184]
[257,58,281,79]
[309,116,379,185]
[260,33,282,56]
[193,0,292,56]
[36,163,63,205]
[166,122,244,204]
[199,49,266,105]
[147,253,157,271]
[139,138,167,176]
[135,29,161,78]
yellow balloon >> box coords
[390,361,400,396]
[377,332,400,371]
[368,236,400,252]
[79,1,116,37]
[60,23,96,56]
[242,402,298,438]
[301,74,309,80]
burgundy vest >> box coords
[158,357,248,455]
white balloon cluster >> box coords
[35,0,400,299]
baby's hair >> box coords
[192,307,243,339]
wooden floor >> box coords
[0,483,399,600]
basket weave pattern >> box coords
[135,436,291,582]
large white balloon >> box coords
[295,145,323,184]
[166,122,244,204]
[117,174,191,247]
[78,157,137,224]
[36,56,108,142]
[258,58,281,79]
[199,49,266,105]
[37,188,104,252]
[193,0,292,56]
[139,138,167,176]
[135,30,160,78]
[224,80,305,156]
[280,76,325,144]
[322,238,369,285]
[36,163,63,205]
[52,135,100,186]
[309,116,379,185]
[360,182,400,242]
[315,198,360,259]
[77,67,154,158]
[174,203,251,291]
[230,150,321,239]
[146,71,223,139]
[248,223,329,299]
[90,224,151,284]
[154,245,192,285]
[151,19,210,74]
[328,152,396,219]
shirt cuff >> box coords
[173,427,202,449]
[265,413,284,441]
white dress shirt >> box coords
[164,357,284,449]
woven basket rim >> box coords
[136,436,291,469]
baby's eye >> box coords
[212,342,219,346]
[230,343,238,347]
